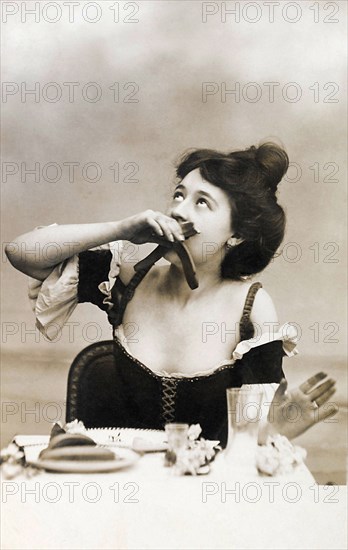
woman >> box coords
[6,142,337,447]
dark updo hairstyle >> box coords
[175,142,289,280]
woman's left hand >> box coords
[266,372,338,441]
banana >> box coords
[39,445,116,461]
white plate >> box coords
[29,447,139,473]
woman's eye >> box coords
[197,198,209,208]
[173,191,184,201]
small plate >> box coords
[29,447,139,473]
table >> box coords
[1,443,346,550]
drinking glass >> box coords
[224,387,263,473]
[164,423,189,467]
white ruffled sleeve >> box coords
[28,255,79,341]
[27,224,124,341]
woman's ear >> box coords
[226,235,244,248]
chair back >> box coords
[66,340,118,426]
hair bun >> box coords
[253,142,289,193]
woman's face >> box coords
[166,168,233,267]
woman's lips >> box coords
[179,222,199,239]
[178,221,198,239]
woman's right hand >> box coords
[266,372,338,441]
[119,210,186,245]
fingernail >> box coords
[169,235,174,242]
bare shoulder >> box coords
[250,286,279,327]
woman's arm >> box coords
[5,211,186,281]
[250,287,279,336]
[5,221,128,280]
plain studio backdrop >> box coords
[1,1,347,484]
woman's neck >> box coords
[160,260,224,306]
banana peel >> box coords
[133,221,199,289]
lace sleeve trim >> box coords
[232,322,299,361]
[28,254,79,341]
[97,241,124,310]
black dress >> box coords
[75,249,288,447]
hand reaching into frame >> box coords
[266,372,338,441]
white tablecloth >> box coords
[1,449,347,550]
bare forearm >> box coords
[5,210,187,280]
[5,221,127,279]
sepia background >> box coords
[1,0,347,483]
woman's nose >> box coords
[171,211,187,224]
[170,202,189,223]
